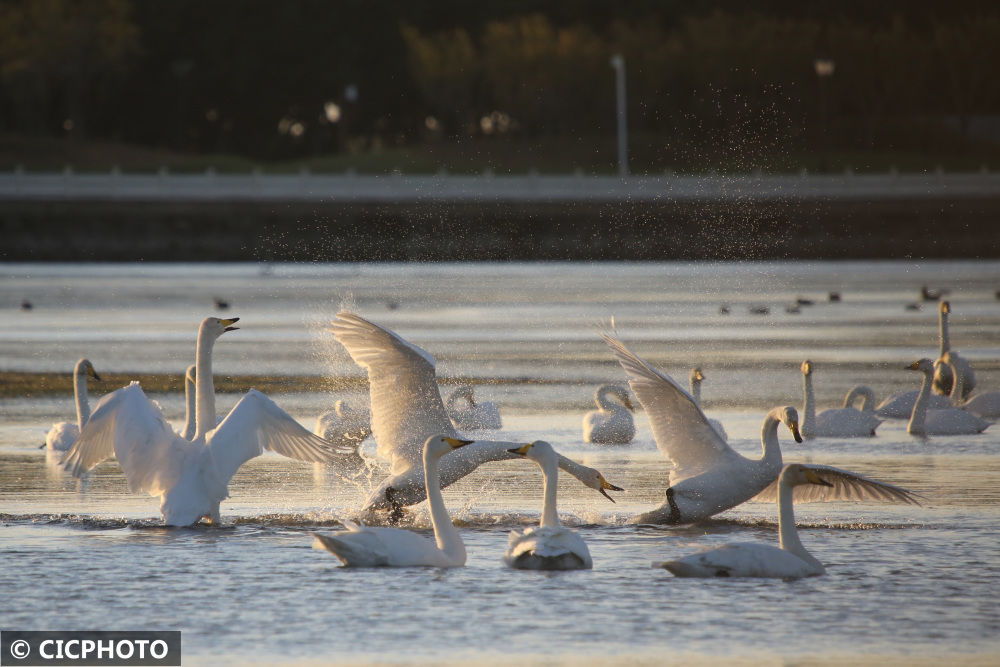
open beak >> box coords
[507,443,532,456]
[222,317,240,332]
[445,437,474,449]
[789,421,803,443]
[598,475,624,503]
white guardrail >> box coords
[0,169,998,203]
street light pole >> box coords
[610,54,628,178]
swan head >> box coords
[424,435,473,459]
[781,463,834,488]
[800,360,813,376]
[690,368,704,383]
[779,406,803,443]
[907,358,934,374]
[939,300,950,316]
[184,364,197,383]
[76,358,101,381]
[507,440,555,462]
[600,384,634,411]
[201,316,241,339]
[508,441,622,502]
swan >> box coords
[656,464,833,578]
[61,317,345,525]
[958,369,1000,420]
[907,358,990,436]
[933,301,976,399]
[329,312,622,517]
[503,441,592,570]
[314,399,372,449]
[800,361,882,438]
[44,358,101,452]
[603,334,919,524]
[875,388,951,419]
[582,384,635,444]
[181,365,197,440]
[689,368,727,441]
[312,435,471,568]
[446,385,502,430]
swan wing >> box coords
[61,382,192,496]
[330,312,456,473]
[752,464,921,505]
[603,334,734,478]
[207,389,345,484]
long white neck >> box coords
[801,373,816,439]
[182,372,197,440]
[843,386,875,412]
[759,408,786,468]
[424,448,465,565]
[538,452,560,529]
[939,309,950,356]
[948,362,965,406]
[73,363,91,431]
[777,476,822,570]
[689,378,702,407]
[195,325,218,439]
[907,369,933,435]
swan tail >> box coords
[312,532,388,567]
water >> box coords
[2,260,999,665]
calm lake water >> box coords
[2,261,999,666]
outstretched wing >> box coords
[602,334,735,482]
[207,389,345,484]
[752,464,921,505]
[61,382,192,496]
[330,312,456,474]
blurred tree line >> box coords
[0,0,998,170]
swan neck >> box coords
[539,454,560,529]
[182,374,197,440]
[195,326,217,439]
[777,478,809,561]
[858,387,875,412]
[424,448,465,563]
[595,385,613,410]
[908,370,932,435]
[689,379,702,407]
[949,363,965,404]
[801,373,816,437]
[760,410,785,466]
[939,309,950,356]
[73,366,91,430]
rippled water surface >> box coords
[2,261,999,665]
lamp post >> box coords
[814,57,835,172]
[610,54,628,178]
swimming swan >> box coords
[875,388,951,419]
[689,368,728,441]
[45,358,101,452]
[907,358,990,436]
[314,399,372,449]
[933,301,976,399]
[329,312,622,517]
[313,435,472,567]
[446,385,502,430]
[503,441,593,570]
[656,464,833,578]
[61,317,344,525]
[582,384,635,444]
[800,361,882,438]
[602,334,917,524]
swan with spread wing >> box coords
[602,333,918,524]
[61,317,345,526]
[329,312,622,518]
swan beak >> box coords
[804,469,834,487]
[906,360,922,371]
[507,443,533,456]
[445,437,473,449]
[599,475,624,503]
[221,317,240,331]
[789,421,803,443]
[90,369,102,381]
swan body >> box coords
[329,312,622,515]
[875,390,951,419]
[61,317,343,525]
[689,368,728,441]
[45,359,101,451]
[657,464,832,579]
[582,384,635,444]
[907,359,990,436]
[933,301,976,399]
[314,399,372,449]
[503,441,592,570]
[313,435,471,568]
[962,392,1000,420]
[800,362,882,438]
[603,334,918,524]
[446,385,502,430]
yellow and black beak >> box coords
[599,475,624,503]
[906,360,922,371]
[507,443,533,456]
[789,420,803,443]
[445,437,473,449]
[804,468,834,488]
[89,368,102,381]
[222,317,240,332]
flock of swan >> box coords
[39,296,996,578]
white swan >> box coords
[656,464,833,579]
[603,334,918,524]
[313,435,471,568]
[933,301,976,399]
[181,364,197,440]
[875,388,951,419]
[446,385,502,430]
[61,317,344,525]
[689,368,727,440]
[44,358,101,452]
[582,384,635,444]
[503,441,592,570]
[800,361,882,438]
[958,372,1000,420]
[907,358,990,436]
[329,312,622,517]
[314,399,372,449]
